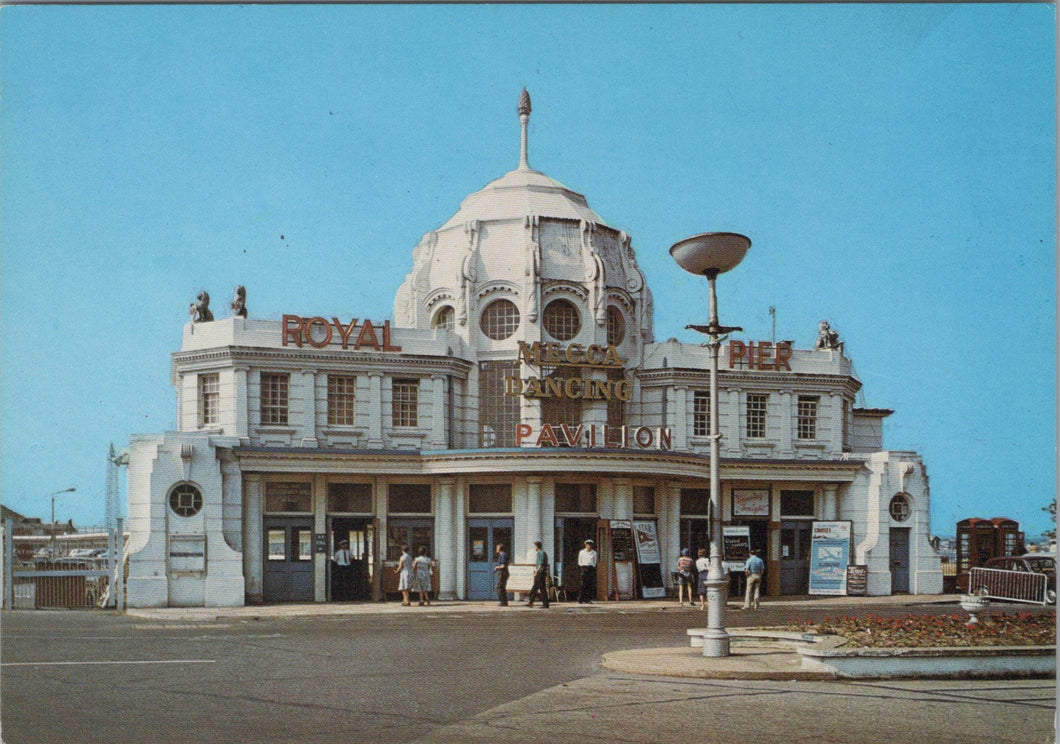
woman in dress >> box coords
[412,546,433,606]
[394,545,413,606]
[695,548,710,610]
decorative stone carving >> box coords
[189,291,214,323]
[458,220,481,327]
[815,320,842,350]
[525,215,541,322]
[230,285,248,318]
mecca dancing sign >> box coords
[506,341,632,401]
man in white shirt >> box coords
[577,539,598,604]
[332,539,352,601]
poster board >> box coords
[613,560,635,599]
[845,564,868,596]
[505,564,536,593]
[722,525,751,572]
[732,489,770,517]
[808,521,852,595]
[632,519,666,598]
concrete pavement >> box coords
[125,594,963,682]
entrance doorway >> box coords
[890,527,911,593]
[466,518,512,599]
[779,521,812,595]
[329,517,375,601]
[263,518,314,602]
[554,517,598,599]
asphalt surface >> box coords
[2,597,1055,744]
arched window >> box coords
[479,299,520,340]
[606,305,625,346]
[169,483,204,518]
[543,299,581,341]
[432,306,455,331]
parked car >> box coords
[984,555,1056,603]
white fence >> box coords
[968,566,1050,605]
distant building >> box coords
[1,505,76,538]
[125,92,943,608]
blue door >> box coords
[466,519,513,599]
[263,519,315,602]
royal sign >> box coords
[282,315,402,351]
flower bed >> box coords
[789,612,1055,648]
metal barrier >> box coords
[968,566,1049,605]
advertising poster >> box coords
[722,525,751,572]
[808,521,852,595]
[631,520,666,598]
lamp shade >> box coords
[669,232,751,276]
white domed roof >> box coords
[439,167,603,230]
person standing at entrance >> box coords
[743,549,765,610]
[578,539,597,604]
[527,541,550,608]
[493,543,510,606]
[332,539,352,601]
[412,546,433,606]
[395,545,413,606]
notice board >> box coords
[845,565,868,596]
[632,519,666,598]
[722,525,751,572]
[808,521,852,595]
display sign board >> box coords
[505,564,536,593]
[314,533,328,554]
[845,564,868,596]
[610,521,634,562]
[808,521,853,595]
[632,520,666,598]
[722,525,751,572]
[732,489,770,517]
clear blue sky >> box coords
[2,4,1055,536]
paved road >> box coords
[1,601,1054,744]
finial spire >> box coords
[518,88,531,170]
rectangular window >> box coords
[388,484,431,514]
[392,379,419,428]
[633,486,656,516]
[468,484,513,513]
[265,482,312,513]
[692,390,710,437]
[260,372,289,425]
[541,367,583,429]
[746,393,768,439]
[780,489,815,517]
[797,395,819,440]
[680,488,711,516]
[199,373,220,427]
[327,375,357,426]
[606,369,626,428]
[327,483,372,513]
[555,483,597,514]
[479,360,520,447]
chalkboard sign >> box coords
[722,526,750,571]
[611,525,634,562]
[846,565,868,596]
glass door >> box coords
[263,518,314,602]
[466,518,513,599]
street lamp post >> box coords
[49,487,77,555]
[669,232,750,658]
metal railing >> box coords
[3,518,125,610]
[968,566,1049,605]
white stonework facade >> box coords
[126,92,942,607]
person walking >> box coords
[332,539,352,601]
[493,542,510,606]
[412,546,433,606]
[394,545,413,606]
[743,549,765,610]
[527,540,550,608]
[577,539,597,604]
[676,548,695,606]
[695,547,710,611]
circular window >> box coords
[479,299,521,340]
[889,494,910,522]
[432,306,455,331]
[543,299,581,341]
[169,483,204,518]
[606,306,625,346]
